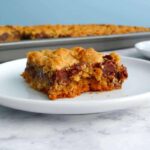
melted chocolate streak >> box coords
[0,33,9,41]
[25,55,128,86]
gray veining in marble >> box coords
[0,48,150,150]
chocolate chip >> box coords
[103,61,116,76]
[93,63,101,68]
[68,64,82,76]
[0,33,9,41]
[116,66,128,80]
[103,55,113,60]
[35,32,51,39]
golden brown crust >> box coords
[27,47,104,71]
[22,24,150,39]
[0,26,21,42]
[22,47,128,100]
[12,25,24,35]
[23,24,71,39]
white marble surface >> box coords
[0,48,150,150]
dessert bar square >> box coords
[22,24,150,40]
[22,47,128,100]
[0,24,149,42]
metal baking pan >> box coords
[0,32,150,62]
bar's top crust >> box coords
[27,47,120,71]
[22,24,150,38]
[0,26,17,34]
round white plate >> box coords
[135,41,150,59]
[0,57,150,114]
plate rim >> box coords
[135,40,150,51]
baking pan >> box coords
[0,32,150,62]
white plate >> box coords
[0,57,150,114]
[135,41,150,59]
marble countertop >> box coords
[0,48,150,150]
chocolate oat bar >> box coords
[22,47,128,100]
[0,24,149,42]
[22,24,150,39]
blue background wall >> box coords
[0,0,149,26]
